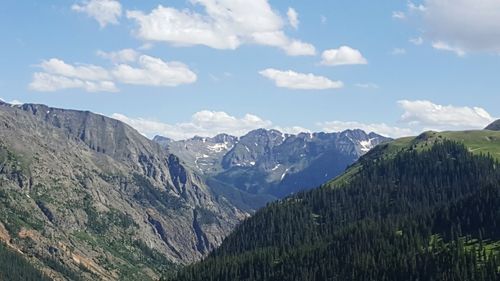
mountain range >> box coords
[154,128,389,208]
[2,101,499,280]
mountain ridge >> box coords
[0,101,247,280]
[485,119,500,131]
[155,128,390,204]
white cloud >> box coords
[287,8,299,29]
[39,58,111,81]
[408,1,427,12]
[259,68,343,90]
[0,98,24,105]
[320,15,327,24]
[126,1,315,56]
[431,41,466,57]
[392,11,406,20]
[112,111,275,140]
[319,121,414,138]
[391,48,407,55]
[72,0,122,28]
[398,100,495,130]
[30,58,118,92]
[112,55,197,87]
[409,36,424,45]
[319,100,497,138]
[111,100,496,140]
[29,72,118,92]
[409,0,500,54]
[282,40,316,56]
[97,49,139,63]
[112,110,315,140]
[320,46,368,66]
[30,54,196,92]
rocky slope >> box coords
[156,128,390,204]
[0,102,246,280]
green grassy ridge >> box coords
[330,130,500,187]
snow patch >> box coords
[359,138,376,153]
[281,168,290,180]
[208,142,232,153]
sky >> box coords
[1,0,500,139]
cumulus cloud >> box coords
[29,72,118,92]
[126,1,316,56]
[287,8,299,29]
[408,0,500,55]
[319,100,497,138]
[97,49,139,63]
[111,111,275,140]
[320,46,368,66]
[30,53,197,92]
[29,59,117,92]
[72,0,122,28]
[112,110,315,140]
[259,68,343,90]
[398,100,495,130]
[112,55,197,87]
[319,120,414,138]
[38,58,111,81]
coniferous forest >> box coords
[0,242,50,281]
[165,141,500,281]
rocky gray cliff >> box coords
[0,101,246,280]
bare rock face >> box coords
[0,102,247,280]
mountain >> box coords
[0,102,247,280]
[485,119,500,131]
[166,130,500,281]
[155,128,390,205]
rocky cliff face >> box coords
[0,102,246,280]
[157,128,390,204]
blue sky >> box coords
[1,0,500,139]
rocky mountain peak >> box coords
[485,120,500,131]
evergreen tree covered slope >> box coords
[0,242,50,281]
[165,136,500,281]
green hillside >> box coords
[165,139,500,281]
[332,130,500,186]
